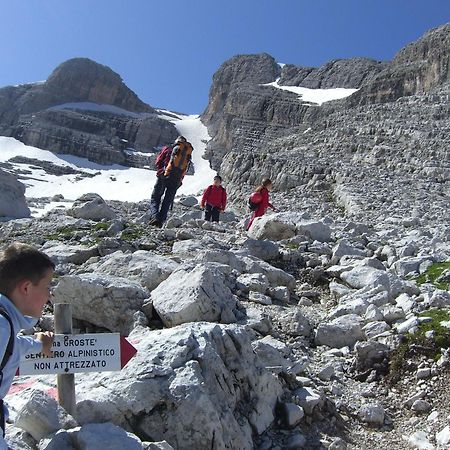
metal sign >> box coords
[19,333,137,375]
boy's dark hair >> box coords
[0,242,55,298]
[214,175,222,182]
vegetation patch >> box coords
[44,225,79,241]
[120,224,146,242]
[415,262,450,290]
[387,308,450,384]
[93,222,109,231]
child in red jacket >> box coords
[247,178,276,230]
[200,175,227,222]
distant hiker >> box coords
[0,243,55,448]
[149,136,193,227]
[247,178,276,230]
[200,175,227,223]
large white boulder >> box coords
[41,242,99,266]
[248,215,296,241]
[68,193,116,221]
[151,264,240,327]
[15,390,77,441]
[240,256,296,290]
[74,323,283,450]
[295,220,332,243]
[0,169,30,218]
[53,273,149,334]
[315,314,365,348]
[341,266,390,291]
[39,423,144,450]
[90,250,179,291]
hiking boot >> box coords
[149,218,162,228]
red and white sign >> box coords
[19,333,137,375]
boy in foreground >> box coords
[0,242,55,449]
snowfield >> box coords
[0,111,216,216]
[263,79,358,105]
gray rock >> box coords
[0,169,30,218]
[178,196,198,207]
[15,390,77,441]
[248,291,272,305]
[68,193,116,221]
[151,264,239,327]
[411,400,432,412]
[237,273,269,294]
[294,387,323,415]
[75,323,283,449]
[358,404,385,425]
[315,314,365,348]
[53,273,149,334]
[76,423,143,450]
[42,242,99,265]
[248,215,296,241]
[241,238,280,261]
[91,250,179,291]
[281,403,304,427]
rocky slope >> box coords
[1,194,450,449]
[0,58,178,166]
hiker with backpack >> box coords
[0,243,55,447]
[200,175,227,223]
[247,178,276,230]
[149,135,193,227]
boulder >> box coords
[391,256,432,277]
[295,220,332,243]
[76,423,143,450]
[248,215,296,241]
[14,390,77,441]
[332,240,367,262]
[241,256,296,290]
[0,169,30,218]
[53,273,149,334]
[237,273,269,294]
[358,404,385,425]
[91,250,179,291]
[151,264,240,327]
[74,323,283,450]
[315,314,365,348]
[39,423,144,450]
[274,309,312,337]
[241,238,280,261]
[341,266,390,291]
[68,193,116,221]
[42,242,99,265]
[178,196,198,207]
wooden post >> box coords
[54,303,76,416]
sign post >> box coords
[54,303,76,416]
[23,304,138,416]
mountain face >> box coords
[347,23,450,106]
[201,54,388,171]
[0,58,178,166]
[200,22,450,235]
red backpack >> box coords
[248,191,262,211]
[155,146,172,176]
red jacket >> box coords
[258,187,273,212]
[155,146,172,177]
[201,185,227,210]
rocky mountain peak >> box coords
[45,57,154,113]
[347,22,450,106]
[202,53,281,126]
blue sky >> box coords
[1,0,449,114]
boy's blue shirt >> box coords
[0,294,42,425]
